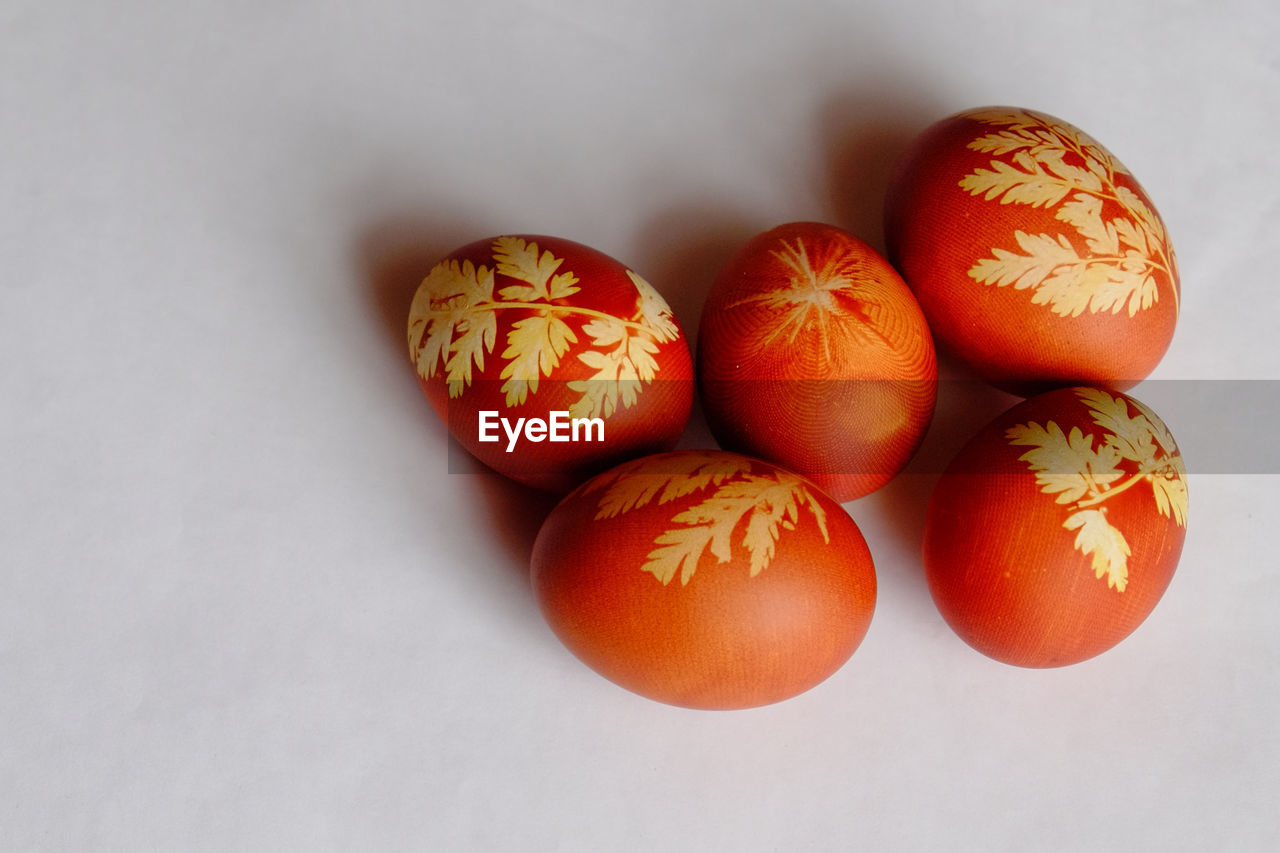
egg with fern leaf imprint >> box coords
[884,107,1179,395]
[924,386,1188,667]
[407,235,693,493]
[531,449,877,709]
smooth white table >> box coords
[2,1,1276,849]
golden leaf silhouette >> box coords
[1006,389,1187,592]
[968,128,1051,157]
[1077,386,1158,465]
[961,109,1177,318]
[642,525,722,587]
[587,454,755,519]
[1064,509,1131,591]
[444,308,499,395]
[724,237,885,362]
[498,312,578,405]
[643,485,750,586]
[408,258,498,397]
[967,108,1128,179]
[959,154,1079,208]
[588,455,829,586]
[1057,194,1120,255]
[737,477,830,577]
[567,269,678,419]
[630,270,680,342]
[568,322,653,419]
[1007,420,1123,505]
[1150,467,1188,527]
[407,238,678,412]
[492,235,580,302]
[1128,396,1189,527]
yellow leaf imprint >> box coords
[727,237,885,363]
[407,238,679,411]
[583,454,829,586]
[1064,509,1132,592]
[1006,389,1187,592]
[961,109,1178,318]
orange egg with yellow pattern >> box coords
[407,235,693,493]
[698,222,937,502]
[924,386,1187,667]
[531,449,877,709]
[885,107,1180,395]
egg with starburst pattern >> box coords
[697,222,937,502]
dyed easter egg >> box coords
[407,235,693,492]
[531,449,877,708]
[924,386,1188,667]
[698,222,936,502]
[885,107,1179,394]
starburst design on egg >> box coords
[727,238,885,362]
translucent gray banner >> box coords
[440,380,1280,478]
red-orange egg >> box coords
[885,107,1179,394]
[924,386,1188,667]
[530,449,877,709]
[407,235,693,492]
[697,222,937,502]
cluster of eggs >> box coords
[406,107,1188,709]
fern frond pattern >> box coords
[1005,388,1187,592]
[408,238,679,414]
[583,454,830,586]
[961,109,1178,319]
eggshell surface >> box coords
[698,222,936,502]
[885,107,1180,394]
[530,449,877,709]
[407,235,693,492]
[924,386,1188,667]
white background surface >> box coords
[3,0,1278,849]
